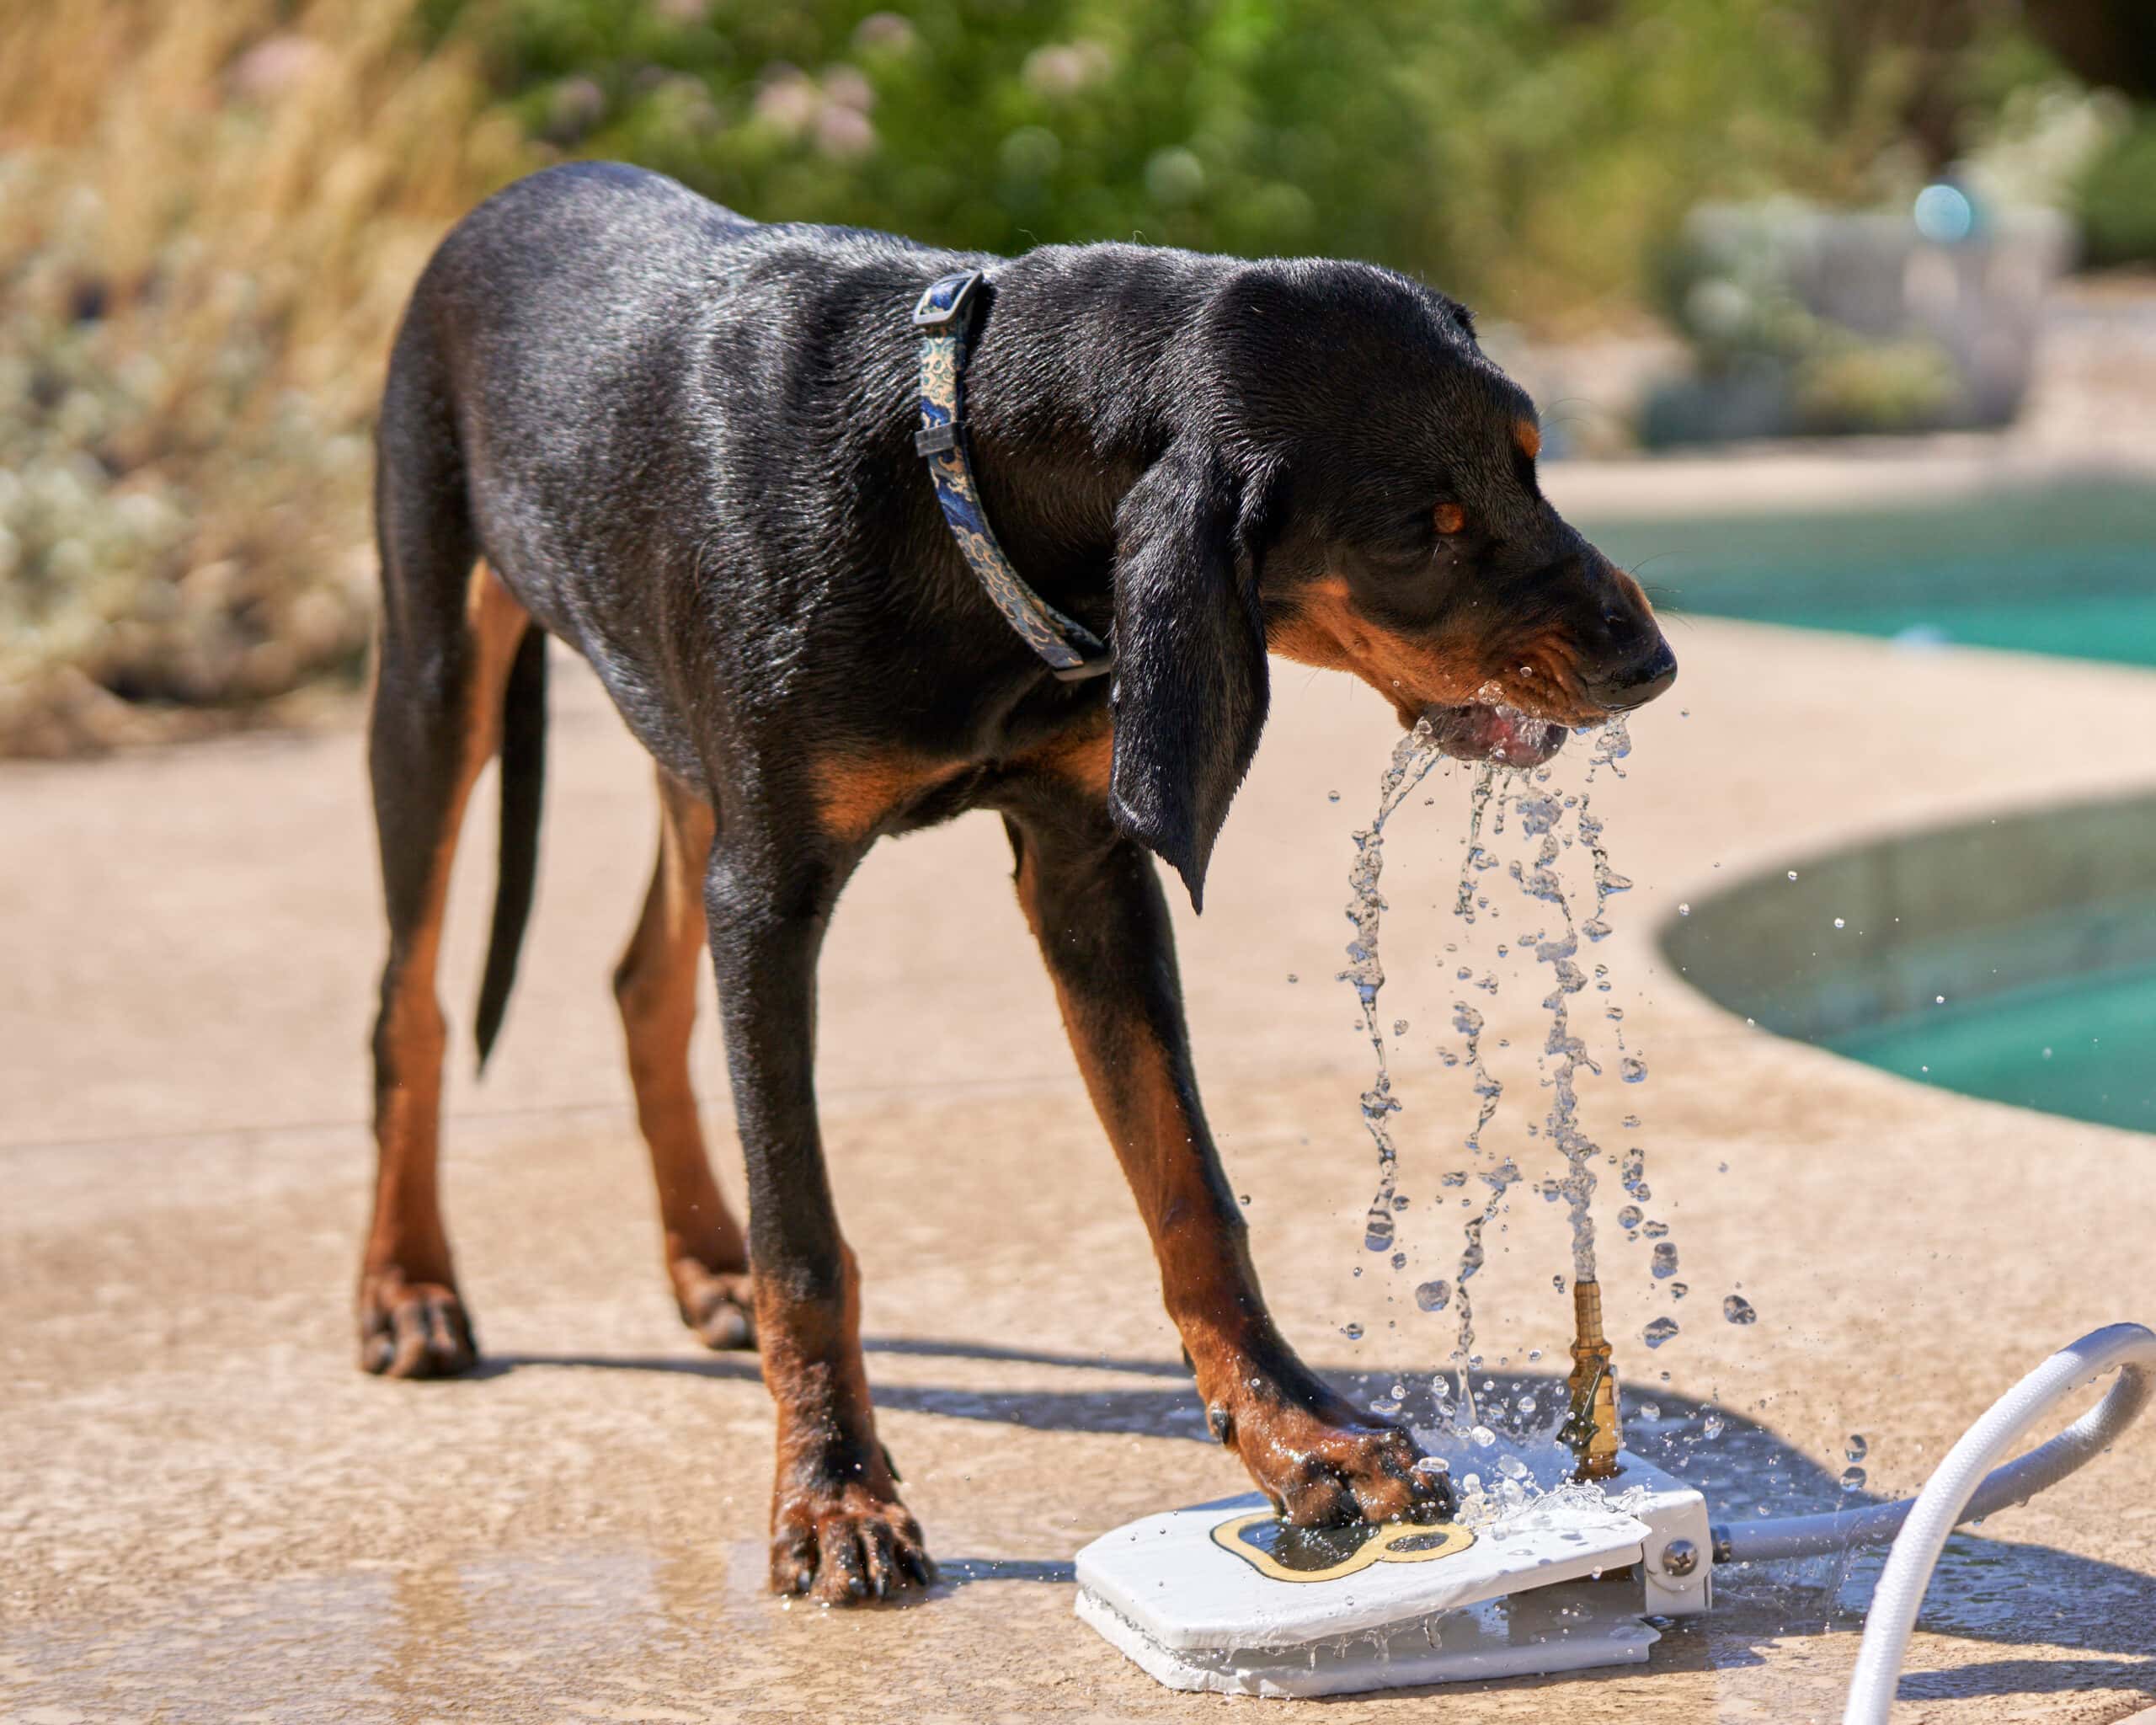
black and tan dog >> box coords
[360,162,1675,1605]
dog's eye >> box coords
[1433,503,1467,537]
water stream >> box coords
[1337,716,1450,1259]
[1338,713,1688,1441]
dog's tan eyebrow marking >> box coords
[1514,418,1541,461]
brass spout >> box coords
[1562,1279,1622,1481]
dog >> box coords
[360,161,1677,1605]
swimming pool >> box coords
[1660,788,2156,1136]
[1823,964,2155,1134]
[1595,478,2156,1135]
[1585,478,2156,668]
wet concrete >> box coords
[6,602,2156,1722]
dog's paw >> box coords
[1221,1392,1455,1528]
[669,1256,757,1350]
[770,1479,937,1605]
[357,1270,478,1379]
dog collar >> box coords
[912,271,1112,681]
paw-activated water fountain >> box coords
[1075,1458,1708,1696]
[1075,1279,1710,1696]
[1074,733,2153,1715]
[1075,1285,2156,1722]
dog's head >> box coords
[1107,259,1675,908]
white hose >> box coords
[1710,1323,2156,1725]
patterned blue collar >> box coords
[912,271,1112,681]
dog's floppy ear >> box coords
[1108,440,1270,911]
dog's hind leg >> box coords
[614,767,755,1349]
[360,344,532,1375]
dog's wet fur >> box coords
[361,162,1676,1605]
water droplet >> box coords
[1722,1294,1757,1326]
[1651,1242,1678,1279]
[1341,1322,1364,1340]
[1286,973,1299,984]
[1470,1423,1497,1448]
[1414,1279,1451,1313]
[1642,1316,1679,1349]
[1618,1204,1642,1230]
[1639,1401,1661,1423]
[1839,1465,1866,1493]
[1788,869,1801,881]
[1497,1453,1530,1480]
[1845,1434,1868,1463]
[1237,1193,1251,1206]
[1620,1055,1648,1084]
[1702,1413,1726,1439]
[1669,1282,1689,1300]
[1677,902,1690,916]
[1328,790,1341,804]
[1392,1018,1410,1038]
[1833,917,1845,930]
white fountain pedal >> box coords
[1074,1444,1710,1697]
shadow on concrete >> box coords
[935,1557,1078,1587]
[485,1338,2156,1698]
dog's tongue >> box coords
[1422,701,1566,767]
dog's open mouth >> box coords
[1421,701,1566,768]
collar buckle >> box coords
[911,270,985,328]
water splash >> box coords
[1338,717,1448,1257]
[1453,1001,1502,1151]
[1450,766,1504,923]
[1486,775,1605,1303]
[1337,708,1709,1440]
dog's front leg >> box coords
[1008,806,1454,1527]
[702,842,934,1602]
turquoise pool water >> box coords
[1822,964,2156,1135]
[1620,482,2156,1136]
[1587,479,2156,667]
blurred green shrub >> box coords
[0,160,369,751]
[2076,104,2156,265]
[428,0,1903,325]
[1641,198,2048,442]
[0,0,2084,751]
[0,0,520,756]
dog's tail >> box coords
[474,622,547,1073]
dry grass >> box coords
[0,0,529,755]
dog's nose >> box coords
[1589,638,1677,713]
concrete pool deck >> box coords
[6,601,2156,1722]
